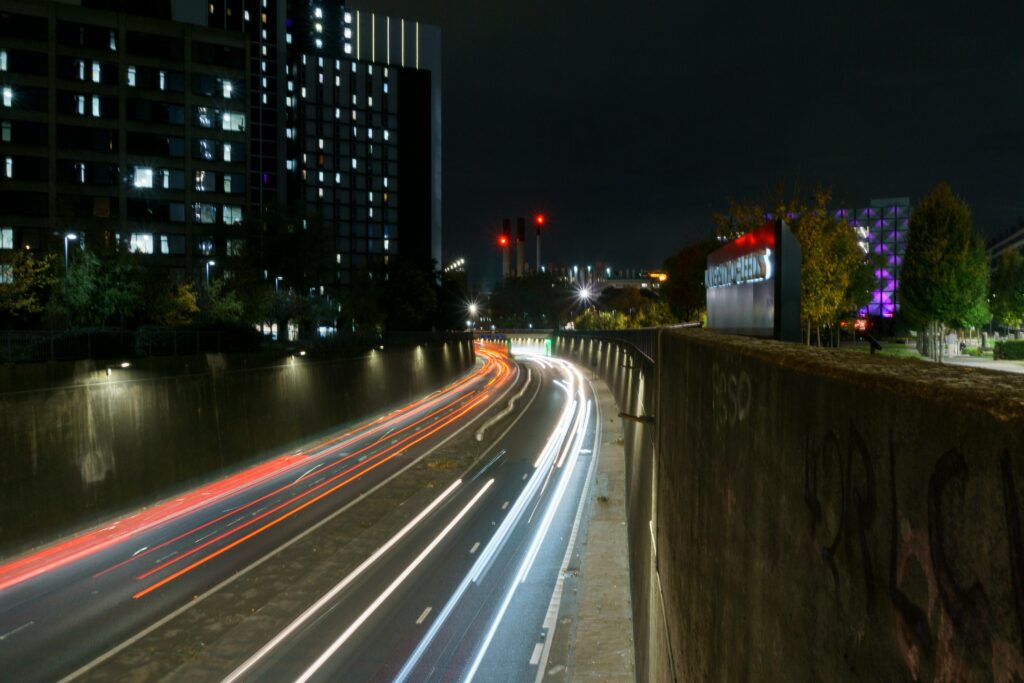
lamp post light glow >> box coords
[63,232,78,273]
[275,275,284,293]
[205,260,216,287]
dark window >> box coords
[57,125,117,153]
[0,13,47,41]
[126,32,183,61]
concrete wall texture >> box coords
[0,342,474,556]
[559,328,1024,682]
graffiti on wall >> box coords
[804,426,1024,680]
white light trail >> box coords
[222,479,465,683]
[294,479,494,683]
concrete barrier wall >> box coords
[562,328,1024,681]
[555,335,673,683]
[0,342,474,556]
[660,329,1024,681]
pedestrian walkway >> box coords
[942,354,1024,374]
[543,366,636,682]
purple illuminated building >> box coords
[834,197,910,319]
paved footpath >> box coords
[544,366,636,682]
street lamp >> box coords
[63,232,78,273]
[205,260,216,287]
[274,275,284,293]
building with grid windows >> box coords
[0,0,249,281]
[0,0,441,292]
[835,197,910,319]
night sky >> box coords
[349,0,1024,287]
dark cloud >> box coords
[349,0,1024,286]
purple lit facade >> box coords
[834,197,910,319]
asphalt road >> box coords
[0,347,599,683]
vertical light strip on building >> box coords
[356,10,361,60]
[387,17,391,64]
[401,19,406,67]
[371,14,376,63]
[416,21,420,69]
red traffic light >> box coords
[534,213,546,226]
[498,235,509,247]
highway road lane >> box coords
[223,354,598,683]
[0,347,517,682]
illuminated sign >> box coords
[705,220,801,341]
[704,248,773,289]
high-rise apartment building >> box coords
[0,0,440,291]
[835,197,910,319]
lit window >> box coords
[262,29,267,40]
[227,239,244,256]
[244,10,250,21]
[301,86,306,98]
[368,129,374,139]
[335,172,340,183]
[91,62,101,83]
[0,49,6,72]
[383,82,389,94]
[74,95,85,115]
[75,162,86,183]
[351,158,357,170]
[195,170,211,191]
[1,121,9,142]
[345,11,352,23]
[368,96,373,108]
[223,205,243,225]
[286,159,295,171]
[77,60,86,80]
[109,30,117,51]
[261,92,267,104]
[159,71,166,90]
[384,177,389,188]
[91,95,100,117]
[129,233,154,254]
[160,235,170,254]
[384,130,390,141]
[222,80,233,98]
[315,38,322,49]
[286,33,292,44]
[261,60,267,73]
[222,111,245,131]
[344,43,352,55]
[285,96,293,108]
[194,203,217,224]
[335,75,340,87]
[315,22,323,33]
[197,107,212,128]
[318,138,324,150]
[223,175,232,193]
[133,167,153,188]
[314,7,322,18]
[159,169,170,188]
[335,107,340,119]
[0,227,12,249]
[318,171,324,182]
[0,264,11,284]
[127,66,136,86]
[318,187,323,198]
[344,27,352,39]
[223,143,232,162]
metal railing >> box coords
[557,324,699,365]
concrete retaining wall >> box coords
[0,342,474,556]
[561,328,1024,681]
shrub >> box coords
[994,340,1024,360]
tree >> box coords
[150,282,199,326]
[662,239,717,322]
[0,251,58,324]
[48,248,146,327]
[990,248,1024,330]
[488,273,573,329]
[901,182,989,361]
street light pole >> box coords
[205,260,216,287]
[63,232,78,274]
[275,275,283,293]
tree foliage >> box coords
[661,239,717,322]
[901,182,989,360]
[0,251,59,323]
[990,248,1024,329]
[488,273,572,329]
[48,248,146,327]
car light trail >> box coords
[396,358,589,683]
[293,478,495,683]
[132,358,514,599]
[221,478,465,683]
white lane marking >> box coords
[195,530,217,544]
[501,501,509,510]
[294,463,323,484]
[155,552,178,563]
[529,643,544,666]
[221,480,465,683]
[131,546,148,557]
[0,621,34,641]
[522,473,528,481]
[61,361,522,683]
[415,607,432,625]
[469,542,480,554]
[294,480,495,683]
